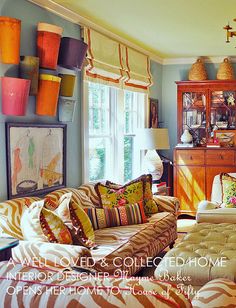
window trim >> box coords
[82,80,148,183]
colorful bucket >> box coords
[19,56,39,96]
[1,77,30,116]
[36,74,61,116]
[37,23,63,69]
[0,17,21,64]
[58,98,76,122]
[59,73,76,97]
[58,37,88,70]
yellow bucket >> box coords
[59,74,76,97]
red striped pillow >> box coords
[84,202,147,230]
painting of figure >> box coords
[6,123,66,199]
[149,98,159,128]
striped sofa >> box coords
[0,184,179,276]
[0,261,234,308]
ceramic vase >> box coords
[181,129,193,143]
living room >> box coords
[0,0,236,307]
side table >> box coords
[0,238,19,261]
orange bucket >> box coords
[37,23,63,69]
[0,17,21,64]
[36,74,61,116]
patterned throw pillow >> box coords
[84,202,147,230]
[95,180,144,208]
[221,173,236,207]
[21,200,72,244]
[106,174,158,214]
[55,193,96,248]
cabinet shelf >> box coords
[175,80,236,216]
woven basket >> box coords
[188,59,208,81]
[217,58,235,80]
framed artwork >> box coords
[6,123,67,199]
[149,98,159,128]
[214,130,235,147]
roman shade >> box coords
[83,27,152,92]
[84,28,125,86]
[122,46,153,91]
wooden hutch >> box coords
[174,80,236,216]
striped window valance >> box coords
[83,27,152,92]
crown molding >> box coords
[27,0,163,64]
[27,0,236,66]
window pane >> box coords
[124,136,133,182]
[88,82,110,135]
[124,91,139,134]
[89,138,111,181]
[123,91,146,182]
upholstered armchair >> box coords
[197,173,236,223]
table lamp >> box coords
[137,128,170,181]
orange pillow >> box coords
[21,200,72,244]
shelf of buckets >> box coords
[0,17,88,122]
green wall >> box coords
[0,0,82,201]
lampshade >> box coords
[137,128,170,150]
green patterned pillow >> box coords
[221,173,236,207]
[105,174,158,214]
[95,181,144,208]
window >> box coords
[83,81,147,183]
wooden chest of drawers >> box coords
[174,147,236,216]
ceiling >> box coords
[52,0,236,60]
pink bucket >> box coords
[1,77,31,116]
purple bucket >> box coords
[58,37,88,70]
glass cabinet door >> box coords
[182,91,206,145]
[210,90,236,130]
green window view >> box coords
[87,82,145,182]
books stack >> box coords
[206,142,220,148]
[211,91,224,105]
[176,143,194,148]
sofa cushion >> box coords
[211,173,236,203]
[21,200,72,244]
[77,183,101,207]
[95,181,144,208]
[197,208,236,223]
[0,197,40,239]
[221,173,236,207]
[84,201,147,230]
[55,192,96,248]
[91,211,177,274]
[106,174,158,214]
[45,187,95,209]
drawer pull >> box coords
[190,156,193,160]
[220,154,223,159]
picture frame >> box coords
[6,123,67,199]
[214,130,235,147]
[149,98,159,128]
